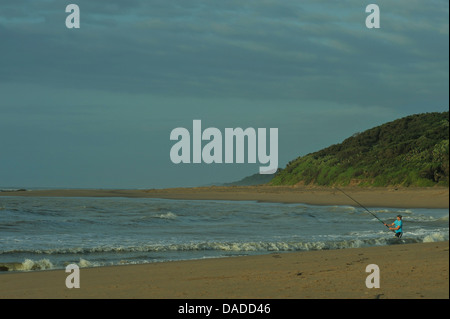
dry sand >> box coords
[0,241,448,299]
[1,185,448,209]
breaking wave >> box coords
[2,232,447,257]
[154,212,177,220]
[0,258,54,272]
[0,258,103,272]
[1,232,447,272]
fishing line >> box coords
[334,187,393,232]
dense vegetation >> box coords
[271,112,449,187]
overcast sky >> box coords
[0,0,448,189]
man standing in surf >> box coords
[385,215,403,238]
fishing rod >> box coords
[334,187,393,232]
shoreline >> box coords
[0,241,448,299]
[0,185,448,209]
[1,185,448,299]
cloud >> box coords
[1,0,447,109]
[0,0,448,187]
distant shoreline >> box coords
[1,185,448,209]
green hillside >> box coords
[271,111,449,187]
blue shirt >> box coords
[394,220,403,233]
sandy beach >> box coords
[0,241,448,299]
[1,185,448,209]
[1,186,448,299]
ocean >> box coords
[0,196,448,272]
